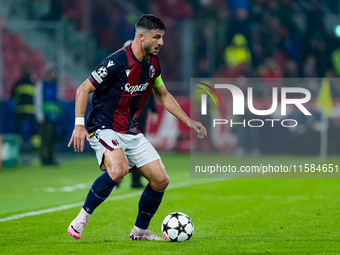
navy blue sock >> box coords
[83,171,117,214]
[135,184,164,229]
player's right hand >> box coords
[68,125,90,152]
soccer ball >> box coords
[161,212,194,242]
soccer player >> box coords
[67,14,206,241]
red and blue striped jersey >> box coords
[87,44,161,135]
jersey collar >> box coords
[128,43,149,65]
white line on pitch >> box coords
[0,178,223,223]
[43,183,89,193]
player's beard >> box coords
[144,42,159,57]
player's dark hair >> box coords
[135,14,166,32]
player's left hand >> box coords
[190,120,207,139]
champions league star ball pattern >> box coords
[162,212,194,242]
[97,66,108,78]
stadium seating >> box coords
[1,25,46,99]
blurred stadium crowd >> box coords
[21,0,340,79]
[1,0,340,159]
[2,0,340,87]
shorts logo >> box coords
[112,139,119,146]
[149,65,155,78]
[97,66,108,78]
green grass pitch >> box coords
[0,154,339,254]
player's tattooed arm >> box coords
[68,79,96,152]
[153,85,207,139]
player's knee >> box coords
[106,164,129,182]
[161,176,170,190]
[152,175,169,192]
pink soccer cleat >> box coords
[67,218,87,240]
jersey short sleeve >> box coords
[89,53,124,90]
